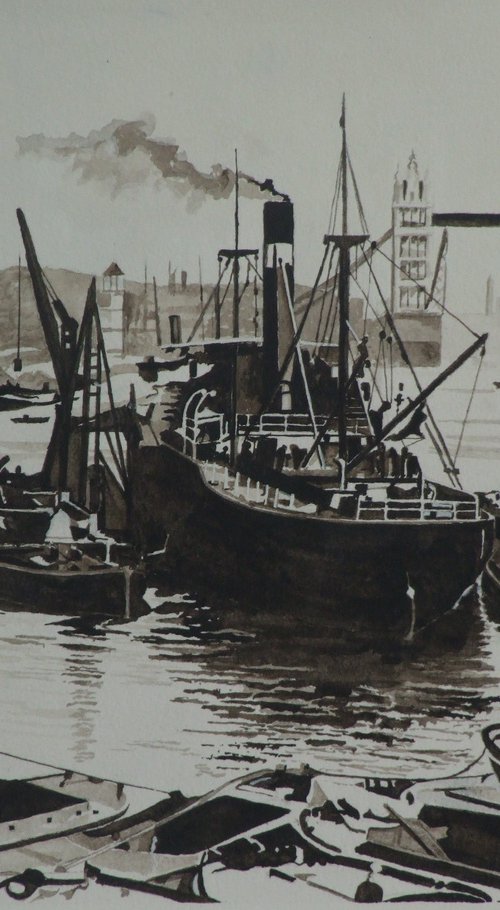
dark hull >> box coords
[0,395,55,412]
[0,557,144,617]
[130,444,494,640]
[11,416,50,424]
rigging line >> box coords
[362,257,372,337]
[187,258,231,342]
[314,244,336,352]
[269,246,332,404]
[328,153,343,236]
[216,262,236,321]
[454,346,485,466]
[235,264,251,310]
[346,148,369,234]
[389,336,394,401]
[315,247,335,346]
[375,246,480,340]
[362,250,462,489]
[280,260,325,468]
[324,267,339,347]
[304,320,378,470]
[242,243,332,445]
[368,337,383,409]
[244,255,263,283]
[365,251,462,488]
[381,335,389,400]
[424,422,454,477]
[349,268,386,331]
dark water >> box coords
[1,577,500,798]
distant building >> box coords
[98,261,159,355]
[391,153,443,365]
[99,262,125,354]
[124,289,159,353]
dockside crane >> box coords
[16,208,79,494]
[16,209,131,531]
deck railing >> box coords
[236,413,368,437]
[357,497,478,521]
[201,462,479,522]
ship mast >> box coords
[230,149,240,466]
[233,148,240,337]
[324,96,368,461]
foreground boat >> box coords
[0,751,190,901]
[84,743,500,904]
[130,104,493,640]
[3,727,500,903]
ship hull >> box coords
[0,554,145,618]
[131,444,494,641]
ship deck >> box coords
[200,461,481,523]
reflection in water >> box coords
[61,644,107,763]
[0,578,499,793]
[120,579,500,781]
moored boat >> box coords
[129,103,493,640]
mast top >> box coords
[325,96,369,245]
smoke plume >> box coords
[17,115,288,209]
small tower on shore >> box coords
[99,262,125,354]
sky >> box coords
[1,0,500,315]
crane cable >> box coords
[453,345,485,467]
[366,249,463,489]
[375,246,480,341]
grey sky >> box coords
[1,0,500,315]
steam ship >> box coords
[130,104,494,639]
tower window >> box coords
[399,286,426,310]
[401,260,426,280]
[401,208,427,227]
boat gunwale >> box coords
[179,445,493,530]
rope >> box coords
[375,246,479,341]
[242,242,332,440]
[381,334,388,400]
[328,154,343,235]
[349,269,386,333]
[454,345,485,466]
[212,263,234,329]
[362,250,462,489]
[388,336,394,401]
[362,259,372,338]
[325,270,339,347]
[369,336,383,409]
[347,148,369,235]
[187,257,231,342]
[314,244,336,353]
[244,254,263,283]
